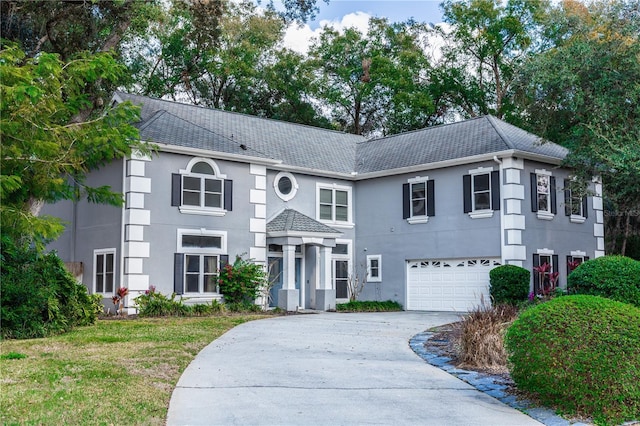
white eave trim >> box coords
[354,150,565,180]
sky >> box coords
[279,0,446,54]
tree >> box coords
[0,43,149,247]
[514,0,640,256]
[432,0,548,119]
[308,18,436,136]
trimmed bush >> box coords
[489,264,530,305]
[1,240,97,339]
[567,255,640,307]
[505,295,640,424]
[335,300,403,312]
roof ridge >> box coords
[360,116,487,144]
[486,115,516,150]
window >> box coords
[174,229,227,295]
[403,177,435,223]
[367,255,382,282]
[564,179,588,223]
[94,249,116,294]
[185,254,219,293]
[332,240,351,300]
[317,184,352,225]
[274,172,298,201]
[463,169,500,218]
[172,158,232,216]
[531,171,556,220]
[567,254,589,274]
[533,252,559,296]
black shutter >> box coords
[530,173,538,212]
[552,254,559,286]
[533,254,541,294]
[402,183,410,219]
[174,253,184,295]
[171,174,181,207]
[564,179,571,216]
[491,170,500,211]
[582,197,588,218]
[224,180,233,211]
[463,175,472,213]
[427,180,435,217]
[550,176,557,214]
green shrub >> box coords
[135,287,191,317]
[489,264,530,305]
[1,239,97,339]
[567,255,640,307]
[218,254,266,305]
[505,295,640,425]
[335,300,403,312]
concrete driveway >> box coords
[167,312,541,426]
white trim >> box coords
[469,210,494,219]
[127,209,151,226]
[406,176,430,223]
[316,182,353,227]
[250,189,267,204]
[274,171,299,202]
[127,160,146,177]
[128,176,151,193]
[569,214,586,224]
[534,168,552,176]
[176,228,227,254]
[468,166,493,175]
[250,163,267,175]
[125,258,144,274]
[178,206,227,216]
[93,248,117,295]
[366,254,382,283]
[570,250,587,257]
[157,143,282,167]
[536,248,555,255]
[332,239,352,301]
[537,211,555,221]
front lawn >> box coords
[0,315,263,425]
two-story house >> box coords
[44,92,604,312]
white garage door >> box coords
[406,258,501,311]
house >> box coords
[44,92,604,312]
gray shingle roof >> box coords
[267,209,341,234]
[116,92,568,175]
[117,92,361,174]
[355,116,569,174]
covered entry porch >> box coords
[266,209,342,311]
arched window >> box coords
[171,158,232,216]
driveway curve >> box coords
[167,312,541,426]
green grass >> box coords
[0,315,264,425]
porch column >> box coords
[316,246,336,310]
[278,244,299,311]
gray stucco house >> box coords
[45,92,604,312]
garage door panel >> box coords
[406,258,499,312]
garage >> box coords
[406,258,501,311]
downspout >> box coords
[493,156,506,265]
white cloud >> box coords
[283,12,372,55]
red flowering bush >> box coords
[218,255,266,306]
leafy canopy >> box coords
[0,42,149,246]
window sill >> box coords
[368,278,382,283]
[570,215,586,224]
[320,221,354,229]
[179,206,227,217]
[468,210,494,219]
[407,216,429,224]
[536,211,554,221]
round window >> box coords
[278,176,292,195]
[274,172,298,201]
